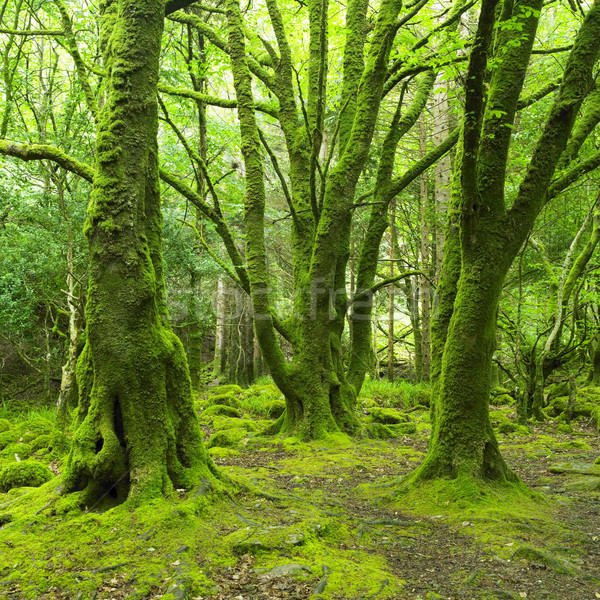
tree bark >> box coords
[63,0,219,505]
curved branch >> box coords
[0,139,94,181]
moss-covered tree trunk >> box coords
[63,0,219,505]
[410,0,600,484]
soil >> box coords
[205,417,600,600]
[1,408,599,600]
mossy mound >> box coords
[0,429,19,449]
[207,428,249,448]
[546,390,596,420]
[2,442,32,460]
[18,417,53,437]
[29,434,52,452]
[511,546,579,575]
[206,393,241,409]
[201,404,241,419]
[0,460,53,492]
[224,525,307,556]
[490,387,514,406]
[366,421,416,439]
[263,399,286,419]
[489,410,518,433]
[208,447,241,459]
[211,416,259,433]
[368,407,409,425]
[0,418,13,433]
[207,384,243,397]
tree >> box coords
[409,0,600,484]
[217,0,463,439]
[0,0,222,505]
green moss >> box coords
[0,460,53,491]
[208,447,241,459]
[554,440,592,451]
[389,422,417,435]
[18,417,54,437]
[0,418,12,433]
[208,384,243,396]
[2,442,32,459]
[0,429,19,449]
[207,428,248,448]
[263,399,286,419]
[30,434,52,452]
[368,407,409,425]
[207,393,241,409]
[201,404,241,419]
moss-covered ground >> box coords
[0,381,599,599]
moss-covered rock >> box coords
[0,419,12,434]
[207,428,248,448]
[206,393,241,409]
[208,384,243,397]
[368,407,408,425]
[263,399,286,419]
[0,430,19,450]
[489,410,518,433]
[367,423,395,439]
[0,460,52,492]
[389,422,417,435]
[201,404,241,419]
[210,416,259,432]
[207,447,241,459]
[360,398,378,410]
[2,443,32,460]
[30,434,52,452]
[489,388,514,406]
[511,546,578,574]
[224,525,307,556]
[19,417,53,437]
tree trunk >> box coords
[387,201,395,382]
[413,255,516,481]
[419,117,431,381]
[63,0,219,506]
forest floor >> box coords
[0,386,599,600]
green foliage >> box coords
[360,378,431,409]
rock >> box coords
[564,477,600,491]
[368,408,408,425]
[207,393,241,409]
[0,460,53,492]
[201,404,241,419]
[389,422,417,435]
[511,546,578,574]
[225,526,306,556]
[261,563,312,578]
[548,462,600,476]
[0,430,19,450]
[1,443,32,460]
[263,399,286,419]
[207,428,248,449]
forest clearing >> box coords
[2,0,600,597]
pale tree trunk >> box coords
[387,200,396,381]
[432,75,452,280]
[419,116,431,381]
[213,277,227,379]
